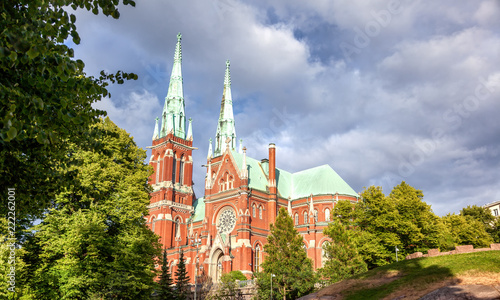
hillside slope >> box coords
[301,251,500,300]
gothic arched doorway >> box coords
[210,249,224,282]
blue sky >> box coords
[72,0,500,216]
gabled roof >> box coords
[192,197,205,222]
[230,150,358,200]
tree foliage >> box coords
[442,214,493,248]
[175,250,190,300]
[157,249,175,300]
[255,208,316,300]
[22,118,160,299]
[319,220,367,284]
[0,0,137,225]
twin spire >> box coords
[214,60,237,156]
[153,33,238,159]
[155,33,191,140]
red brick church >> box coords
[147,33,360,283]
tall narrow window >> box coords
[294,213,299,225]
[175,218,180,238]
[259,206,263,219]
[179,155,184,185]
[321,241,330,267]
[172,153,177,183]
[304,211,308,224]
[314,209,318,223]
[252,204,256,218]
[325,208,331,222]
[156,158,160,183]
[255,245,261,272]
[151,216,156,233]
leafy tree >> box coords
[157,249,175,300]
[221,270,247,283]
[255,208,316,300]
[0,0,137,226]
[22,118,160,300]
[442,214,493,248]
[175,250,190,300]
[319,220,367,284]
[206,271,244,300]
[356,186,401,263]
[460,205,497,241]
[389,182,450,254]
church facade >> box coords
[146,34,360,283]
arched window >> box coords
[294,213,299,225]
[175,218,181,238]
[303,211,308,224]
[156,157,160,183]
[314,209,318,223]
[179,154,184,185]
[255,245,261,272]
[259,206,263,219]
[321,241,330,267]
[228,175,234,189]
[325,208,331,222]
[252,204,256,218]
[219,178,225,192]
[172,152,177,183]
[151,216,156,233]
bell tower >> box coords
[148,33,195,249]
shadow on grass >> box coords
[342,258,455,300]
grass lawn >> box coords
[315,251,500,300]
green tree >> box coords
[175,250,190,300]
[442,214,493,248]
[206,271,245,300]
[460,205,496,241]
[255,208,316,300]
[356,186,400,263]
[22,118,160,300]
[0,0,137,226]
[157,249,175,300]
[389,181,451,254]
[319,220,367,284]
[221,270,247,283]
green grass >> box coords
[341,251,500,300]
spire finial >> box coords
[207,138,213,159]
[187,118,193,140]
[152,117,159,140]
[214,60,236,156]
[161,33,186,139]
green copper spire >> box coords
[152,117,159,140]
[161,33,186,138]
[214,60,237,156]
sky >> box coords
[71,0,500,216]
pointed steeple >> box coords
[187,118,193,141]
[287,198,292,216]
[238,139,243,154]
[309,194,314,213]
[152,117,159,140]
[161,33,186,139]
[207,138,213,159]
[214,60,237,156]
[241,147,248,179]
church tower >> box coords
[148,33,195,249]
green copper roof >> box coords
[214,60,237,156]
[160,33,186,139]
[192,197,205,222]
[230,150,358,199]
